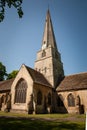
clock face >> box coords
[42,43,46,50]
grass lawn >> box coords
[0,111,86,130]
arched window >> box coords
[37,90,42,105]
[47,93,51,105]
[76,95,81,106]
[57,94,64,107]
[67,94,75,107]
[42,50,46,57]
[15,79,27,103]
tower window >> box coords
[15,78,27,103]
[67,94,75,107]
[42,50,46,57]
[44,67,47,73]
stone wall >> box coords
[57,89,87,114]
[11,65,33,113]
[33,83,52,114]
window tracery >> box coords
[15,79,27,103]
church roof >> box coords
[25,65,52,87]
[0,78,14,92]
[0,65,51,92]
[56,72,87,92]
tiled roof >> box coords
[25,65,51,87]
[0,78,14,92]
[56,72,87,92]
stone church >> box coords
[0,10,87,114]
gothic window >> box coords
[47,93,51,105]
[57,95,64,107]
[67,94,75,107]
[37,90,42,105]
[15,78,27,103]
[42,50,46,57]
[76,95,81,106]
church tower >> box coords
[34,10,64,88]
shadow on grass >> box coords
[0,116,85,130]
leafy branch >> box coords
[0,0,23,22]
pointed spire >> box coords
[42,9,57,50]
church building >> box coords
[0,10,87,114]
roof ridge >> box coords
[0,78,14,84]
[24,64,52,87]
[25,64,44,75]
[57,71,87,92]
[65,72,87,77]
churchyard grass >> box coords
[0,111,85,130]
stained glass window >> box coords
[15,79,27,103]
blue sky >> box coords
[0,0,87,75]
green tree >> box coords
[7,70,18,79]
[0,0,23,22]
[0,62,7,81]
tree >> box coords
[0,0,23,22]
[0,62,7,81]
[7,70,18,79]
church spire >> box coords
[42,9,57,50]
[35,9,64,88]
